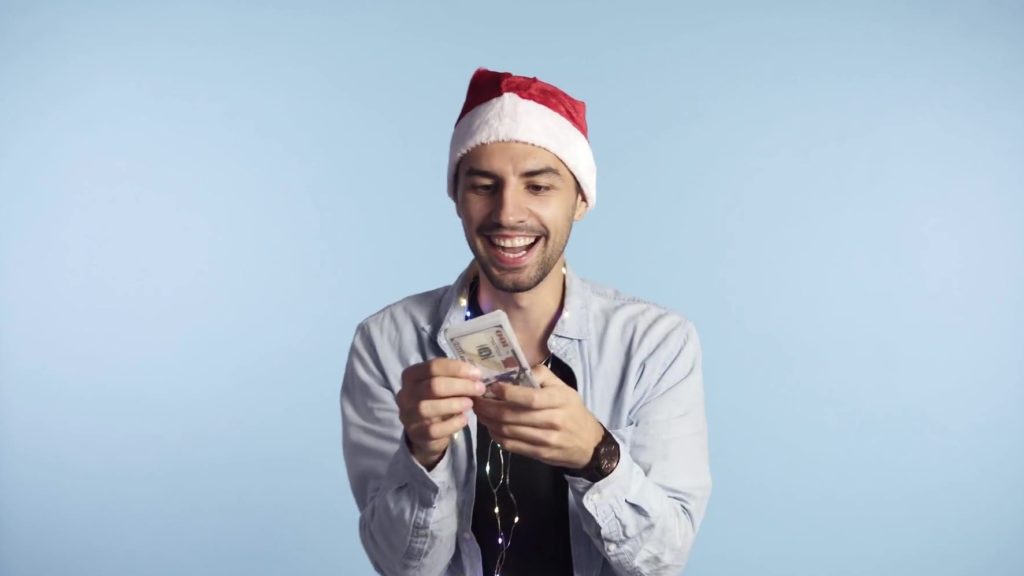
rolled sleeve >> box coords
[342,321,461,575]
[566,319,712,576]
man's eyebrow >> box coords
[463,166,564,180]
[521,167,563,180]
[464,167,500,180]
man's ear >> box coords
[573,189,588,221]
[452,165,464,218]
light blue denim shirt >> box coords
[341,265,711,576]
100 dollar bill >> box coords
[443,309,539,393]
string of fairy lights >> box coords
[485,427,518,574]
[460,266,564,576]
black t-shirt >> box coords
[467,280,575,575]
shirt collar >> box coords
[551,263,589,340]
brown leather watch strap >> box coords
[564,425,620,482]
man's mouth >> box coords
[485,235,541,265]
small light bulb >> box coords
[498,536,503,545]
[458,296,467,307]
[485,463,490,474]
[493,506,499,514]
[514,516,519,523]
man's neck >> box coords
[476,260,565,366]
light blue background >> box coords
[2,1,1022,574]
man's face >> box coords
[455,141,587,293]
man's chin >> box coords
[477,261,545,294]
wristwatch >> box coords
[564,425,620,482]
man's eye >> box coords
[470,184,495,194]
[527,184,552,194]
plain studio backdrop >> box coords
[1,1,1022,574]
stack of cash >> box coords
[444,310,539,396]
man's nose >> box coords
[495,187,528,226]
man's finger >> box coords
[490,382,562,409]
[428,413,470,440]
[483,422,558,446]
[403,358,481,386]
[531,364,569,388]
[419,376,486,399]
[487,436,552,464]
[408,413,468,443]
[473,397,560,428]
[413,397,473,420]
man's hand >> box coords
[473,364,604,470]
[398,358,486,470]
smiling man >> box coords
[341,68,711,576]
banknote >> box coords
[443,309,539,395]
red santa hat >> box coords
[448,68,597,211]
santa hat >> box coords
[448,68,596,211]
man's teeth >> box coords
[490,236,537,248]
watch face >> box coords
[597,440,619,476]
[581,429,619,482]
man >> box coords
[341,68,711,576]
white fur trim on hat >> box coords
[448,93,597,211]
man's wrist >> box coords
[563,424,620,482]
[404,432,445,471]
